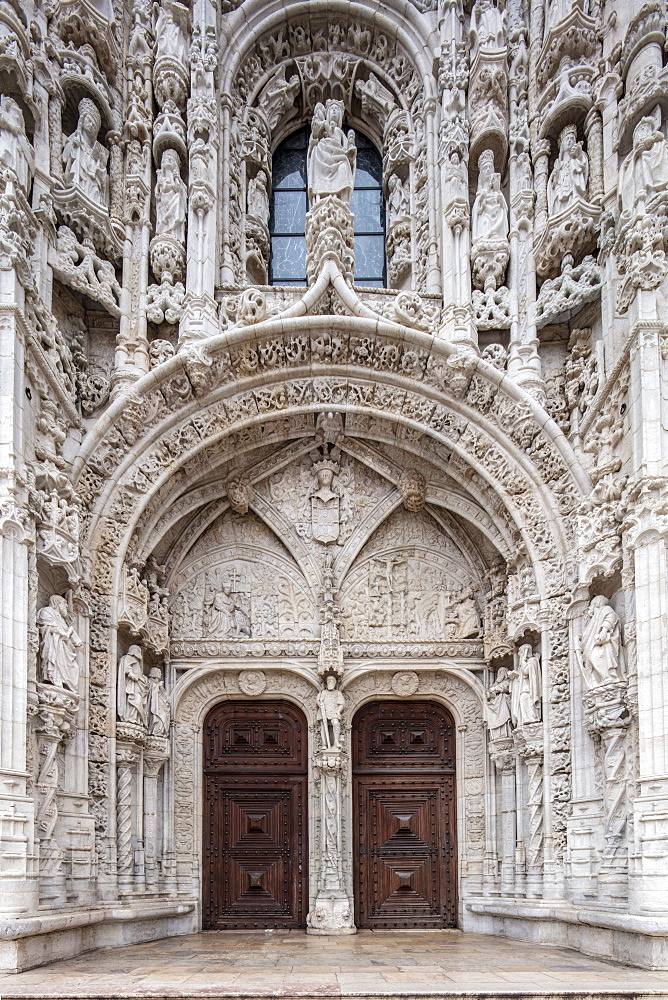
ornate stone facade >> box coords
[0,0,667,976]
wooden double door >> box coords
[353,700,457,928]
[203,700,307,928]
[202,698,456,930]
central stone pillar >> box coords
[307,746,356,935]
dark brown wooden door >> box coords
[353,700,457,928]
[203,700,307,928]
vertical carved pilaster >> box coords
[515,722,544,898]
[489,736,516,896]
[307,747,355,935]
[583,680,630,900]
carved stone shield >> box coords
[311,495,340,543]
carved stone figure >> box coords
[310,461,340,543]
[577,596,625,688]
[247,169,269,226]
[155,149,187,242]
[470,0,506,57]
[155,0,189,65]
[62,98,109,208]
[619,114,668,218]
[485,666,512,738]
[387,173,409,227]
[317,676,345,748]
[455,587,482,639]
[307,100,357,206]
[509,644,542,726]
[147,667,170,737]
[117,646,149,727]
[547,125,588,217]
[472,150,508,243]
[258,66,300,131]
[37,596,82,692]
[0,96,34,194]
[546,0,573,29]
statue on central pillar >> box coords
[307,100,357,206]
[317,675,345,749]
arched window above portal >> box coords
[267,125,386,287]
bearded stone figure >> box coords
[63,98,109,208]
[577,595,625,688]
[155,149,187,243]
[472,150,508,243]
[509,644,542,726]
[547,124,588,217]
[147,667,170,737]
[0,95,34,194]
[247,169,270,227]
[619,114,668,218]
[307,100,357,206]
[485,666,512,738]
[37,595,82,692]
[117,645,149,727]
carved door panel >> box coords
[353,700,457,928]
[203,700,307,928]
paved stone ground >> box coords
[2,930,668,998]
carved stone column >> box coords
[532,139,551,240]
[489,736,516,896]
[143,736,169,892]
[307,747,355,935]
[115,725,144,895]
[34,683,79,905]
[583,680,630,901]
[515,722,544,898]
[584,108,603,206]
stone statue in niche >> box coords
[509,644,542,726]
[155,148,187,242]
[547,125,588,218]
[472,150,508,243]
[155,0,189,65]
[387,173,410,227]
[470,0,506,57]
[310,460,340,543]
[619,113,668,218]
[317,675,345,749]
[117,645,149,727]
[0,96,34,194]
[247,169,270,227]
[485,666,512,738]
[258,66,300,131]
[307,100,357,206]
[37,595,82,692]
[147,666,170,737]
[576,595,625,688]
[63,98,109,208]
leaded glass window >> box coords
[268,126,386,287]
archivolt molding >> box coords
[73,321,589,599]
[220,0,437,113]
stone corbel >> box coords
[534,200,601,279]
